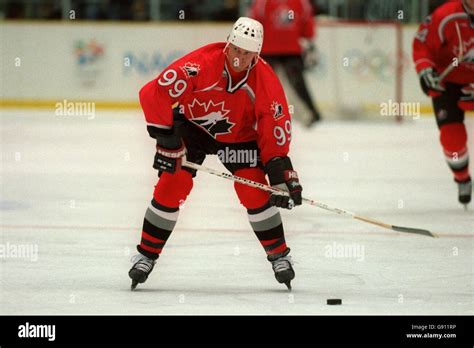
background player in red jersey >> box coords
[412,0,474,207]
[129,17,303,291]
[249,0,322,127]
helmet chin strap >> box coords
[223,42,230,53]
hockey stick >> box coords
[439,22,464,81]
[182,160,437,238]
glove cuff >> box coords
[156,141,186,158]
[418,67,434,77]
[265,157,294,185]
[284,170,299,182]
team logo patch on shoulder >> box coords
[271,101,285,120]
[180,62,200,78]
[188,99,235,138]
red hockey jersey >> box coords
[249,0,315,55]
[139,42,292,165]
[412,0,474,84]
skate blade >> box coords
[131,280,139,291]
[285,281,292,291]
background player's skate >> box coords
[458,179,472,208]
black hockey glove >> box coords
[265,157,303,209]
[419,67,445,97]
[149,126,186,173]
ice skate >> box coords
[458,179,472,209]
[128,253,157,290]
[268,248,295,291]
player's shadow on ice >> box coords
[124,286,299,294]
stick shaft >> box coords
[184,160,353,216]
[183,159,282,194]
[182,160,436,237]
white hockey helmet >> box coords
[227,17,264,54]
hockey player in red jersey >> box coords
[249,0,322,127]
[129,17,303,290]
[412,0,474,207]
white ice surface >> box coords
[0,110,472,315]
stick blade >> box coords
[392,225,437,238]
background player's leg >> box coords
[432,85,471,205]
[261,55,279,70]
[282,55,322,126]
[439,123,470,182]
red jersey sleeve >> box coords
[412,9,443,73]
[254,60,292,165]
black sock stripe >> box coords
[143,219,172,241]
[137,245,159,260]
[247,200,273,215]
[151,199,179,212]
[141,238,166,250]
[253,224,284,241]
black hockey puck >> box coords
[327,299,342,305]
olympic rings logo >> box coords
[342,48,410,82]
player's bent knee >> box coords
[440,123,467,151]
[153,170,194,208]
[233,168,270,209]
